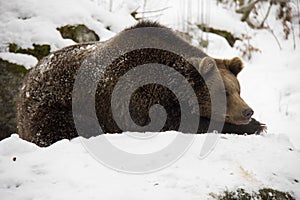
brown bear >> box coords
[17,21,265,147]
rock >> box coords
[57,24,100,43]
[0,58,28,140]
[218,188,295,200]
[9,43,51,61]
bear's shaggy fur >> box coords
[17,21,265,147]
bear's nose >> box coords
[242,108,254,119]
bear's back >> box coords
[17,42,100,146]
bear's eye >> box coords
[225,91,230,97]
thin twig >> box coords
[107,0,112,12]
[297,0,300,37]
[260,0,273,27]
[291,21,296,49]
[142,14,164,19]
[267,25,282,50]
[182,0,186,31]
[138,7,170,14]
[142,0,147,18]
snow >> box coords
[0,52,37,69]
[1,0,300,199]
[0,0,136,50]
[1,133,300,199]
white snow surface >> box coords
[1,0,300,199]
[0,52,38,69]
[1,133,300,199]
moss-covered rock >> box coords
[220,188,252,200]
[0,58,29,140]
[258,188,295,200]
[9,43,51,60]
[57,24,100,43]
[218,188,295,200]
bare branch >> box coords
[236,0,260,22]
[267,25,282,50]
[291,21,296,49]
[260,1,273,28]
[138,7,170,14]
[297,0,300,37]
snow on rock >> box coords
[0,133,299,199]
[0,0,137,51]
[0,52,38,69]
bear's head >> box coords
[189,56,254,125]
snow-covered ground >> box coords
[1,133,300,199]
[1,0,300,199]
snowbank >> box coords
[1,0,300,199]
[0,133,299,199]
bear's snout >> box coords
[224,93,254,125]
[242,108,254,120]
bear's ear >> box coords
[188,57,217,76]
[224,57,244,76]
